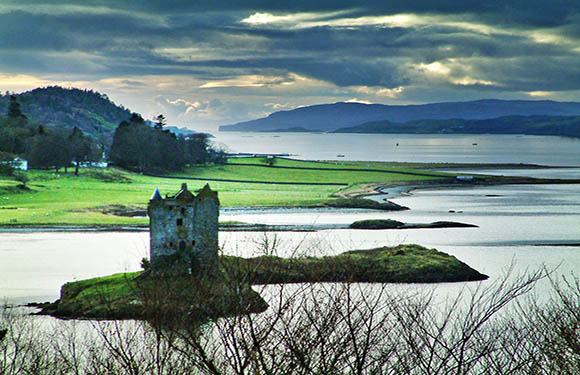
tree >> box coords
[68,126,99,175]
[6,96,26,120]
[0,97,35,155]
[154,114,167,130]
[4,259,580,374]
[13,171,29,188]
[185,134,209,164]
[26,130,71,172]
[110,116,149,170]
[209,148,228,164]
[110,113,210,172]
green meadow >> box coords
[0,157,451,226]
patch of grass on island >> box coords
[224,244,487,284]
[42,244,487,319]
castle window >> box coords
[169,241,174,247]
[181,207,185,214]
[176,218,183,226]
[179,241,186,251]
[191,240,196,247]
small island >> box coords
[349,219,478,230]
[38,184,487,320]
[40,244,487,320]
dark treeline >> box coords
[0,96,101,174]
[110,113,225,173]
[1,95,224,174]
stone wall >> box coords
[148,184,219,273]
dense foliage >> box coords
[1,93,219,174]
[110,113,216,172]
[0,86,131,138]
[0,96,101,173]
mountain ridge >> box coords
[333,115,580,138]
[219,99,580,133]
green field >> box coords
[0,157,451,226]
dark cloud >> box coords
[6,0,579,27]
[0,1,578,130]
[474,57,580,92]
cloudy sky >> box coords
[1,1,579,132]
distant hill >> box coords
[0,86,132,137]
[219,100,580,133]
[163,126,214,138]
[333,115,580,138]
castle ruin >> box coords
[148,183,219,272]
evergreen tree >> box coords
[6,95,26,119]
[68,126,99,175]
[0,103,35,154]
[26,130,71,172]
[154,114,167,130]
[110,114,151,170]
[110,113,211,172]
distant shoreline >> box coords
[2,172,580,233]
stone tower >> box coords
[148,183,219,272]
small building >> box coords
[456,175,474,181]
[79,161,108,168]
[148,183,219,273]
[1,157,28,171]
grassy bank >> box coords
[223,244,487,284]
[0,157,452,226]
[41,244,487,319]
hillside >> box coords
[333,115,580,137]
[219,100,580,133]
[0,86,131,137]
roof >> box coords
[149,183,219,205]
[150,188,162,201]
[196,183,219,204]
[174,183,195,201]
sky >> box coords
[0,1,579,132]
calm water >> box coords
[2,133,580,304]
[214,132,580,166]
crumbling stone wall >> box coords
[148,183,219,273]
